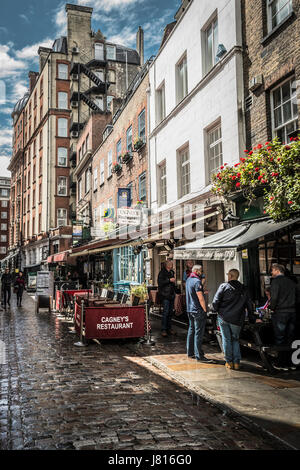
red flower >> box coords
[248,151,253,156]
[288,201,293,205]
[257,144,262,149]
[285,145,291,150]
[240,158,246,162]
[277,158,281,162]
[237,173,241,178]
[255,168,259,172]
[265,142,270,146]
[270,157,274,161]
[224,163,228,166]
[258,175,262,181]
[270,197,274,201]
[220,166,224,170]
[236,182,241,188]
[234,163,240,167]
[232,176,236,180]
[244,150,248,153]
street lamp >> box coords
[223,209,240,230]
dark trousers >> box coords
[272,311,296,366]
[3,286,11,307]
[161,297,174,332]
[17,288,24,306]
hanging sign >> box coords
[117,208,141,226]
[117,188,131,208]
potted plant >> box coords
[122,152,133,164]
[112,161,122,174]
[130,283,148,304]
[134,138,145,151]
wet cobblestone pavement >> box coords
[0,293,287,450]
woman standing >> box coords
[14,271,26,307]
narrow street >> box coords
[0,293,287,451]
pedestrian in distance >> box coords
[14,271,26,307]
[157,259,177,337]
[1,267,12,310]
[269,263,298,370]
[212,269,253,370]
[185,265,213,363]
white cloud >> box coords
[0,156,11,177]
[10,81,28,103]
[0,107,13,115]
[19,14,29,23]
[54,3,67,36]
[108,26,137,48]
[77,0,144,13]
[0,44,26,79]
[0,127,13,149]
[15,38,53,60]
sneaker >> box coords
[196,356,214,363]
[289,365,297,371]
[233,363,240,370]
[273,363,289,371]
[161,331,168,337]
[225,362,233,369]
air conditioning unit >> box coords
[71,101,78,108]
[249,74,263,92]
[72,74,79,81]
[71,131,79,138]
[72,47,79,54]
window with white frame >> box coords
[156,82,165,125]
[95,43,104,60]
[78,178,82,201]
[1,223,7,230]
[1,235,7,242]
[116,139,122,163]
[1,212,7,219]
[108,69,116,83]
[58,92,68,110]
[57,208,67,226]
[94,69,105,81]
[106,44,116,60]
[107,95,114,112]
[58,147,68,167]
[94,95,104,111]
[138,109,146,142]
[176,54,188,104]
[1,189,8,197]
[0,247,6,254]
[159,162,167,206]
[267,0,292,32]
[108,150,112,177]
[100,159,105,185]
[126,126,132,153]
[57,176,67,196]
[177,146,190,199]
[207,123,223,178]
[85,169,90,193]
[58,63,68,80]
[93,167,98,189]
[203,16,218,74]
[139,172,147,202]
[86,134,90,151]
[1,200,8,207]
[271,78,298,143]
[58,118,68,137]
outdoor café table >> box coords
[55,289,92,311]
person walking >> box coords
[158,260,176,337]
[269,263,297,370]
[212,269,253,370]
[14,271,26,307]
[1,267,12,309]
[186,265,212,362]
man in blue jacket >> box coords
[212,269,253,370]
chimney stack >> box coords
[28,71,39,93]
[65,4,93,56]
[136,26,144,66]
[38,47,51,72]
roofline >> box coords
[65,3,93,14]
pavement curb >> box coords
[143,355,297,451]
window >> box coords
[138,109,146,142]
[58,147,68,167]
[107,95,114,112]
[39,130,43,149]
[159,162,167,206]
[86,134,90,151]
[57,208,67,226]
[207,123,223,178]
[58,92,68,110]
[108,69,116,83]
[1,235,7,242]
[94,69,105,81]
[204,16,218,74]
[39,183,42,202]
[79,147,82,162]
[100,159,105,185]
[126,126,132,153]
[139,172,147,203]
[58,118,68,137]
[177,146,190,198]
[156,83,165,125]
[85,169,90,193]
[57,176,67,196]
[1,223,7,230]
[116,139,122,163]
[0,247,6,254]
[58,63,68,80]
[1,212,7,219]
[95,43,104,60]
[93,168,98,190]
[39,157,42,175]
[267,0,292,32]
[1,201,8,207]
[106,44,116,60]
[1,189,8,197]
[78,178,82,201]
[40,77,43,95]
[94,95,104,111]
[271,78,298,143]
[108,150,112,177]
[176,54,188,104]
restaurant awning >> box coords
[53,251,70,262]
[47,255,53,263]
[174,217,300,261]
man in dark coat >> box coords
[1,267,12,309]
[158,260,176,337]
[212,269,253,370]
[270,263,297,370]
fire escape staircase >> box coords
[71,62,109,112]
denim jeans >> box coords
[161,297,174,332]
[3,286,11,308]
[187,311,207,359]
[218,316,242,364]
[272,312,296,366]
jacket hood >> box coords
[228,280,243,290]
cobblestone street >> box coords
[0,293,288,451]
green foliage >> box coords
[211,137,300,222]
[130,283,148,298]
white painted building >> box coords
[148,0,246,296]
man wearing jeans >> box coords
[212,269,253,370]
[158,260,176,337]
[186,265,212,362]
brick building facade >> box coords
[0,178,11,263]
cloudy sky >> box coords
[0,0,179,177]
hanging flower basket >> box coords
[211,136,300,222]
[122,152,133,164]
[112,162,122,174]
[134,138,145,151]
